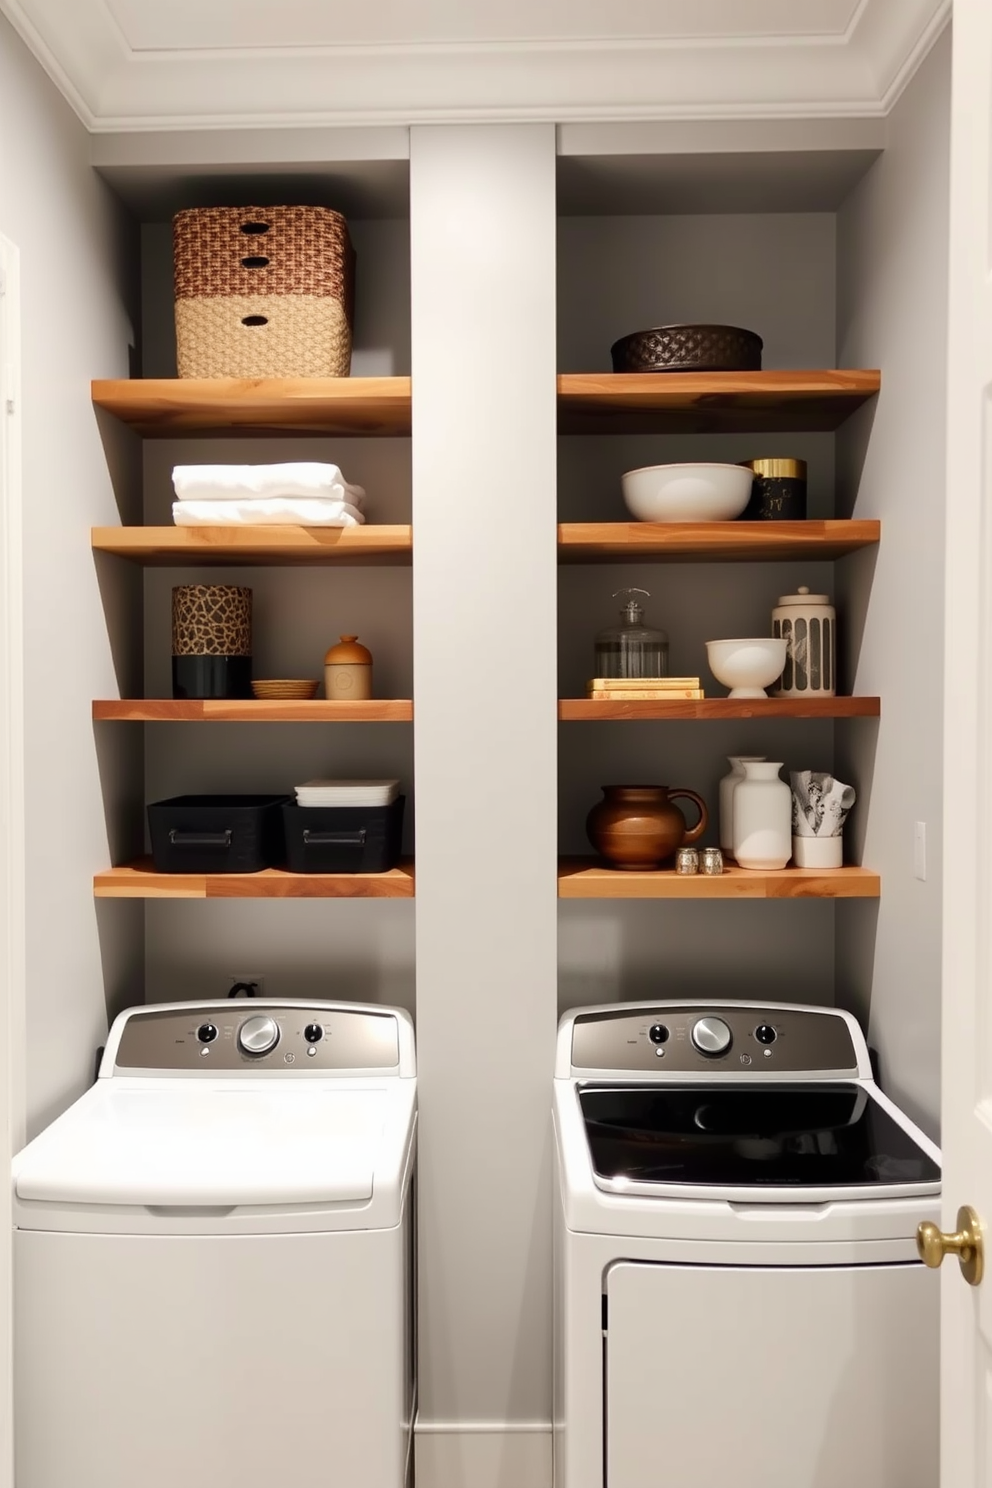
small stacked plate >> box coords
[295,779,400,808]
[252,680,320,700]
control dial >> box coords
[691,1016,732,1058]
[238,1014,280,1057]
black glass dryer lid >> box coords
[579,1083,940,1188]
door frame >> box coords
[0,229,25,1488]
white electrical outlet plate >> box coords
[229,975,265,998]
[914,822,927,881]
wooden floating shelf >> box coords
[559,697,879,721]
[93,521,875,567]
[91,525,412,567]
[94,859,415,900]
[93,699,413,722]
[92,372,878,439]
[557,520,880,563]
[92,377,412,438]
[92,372,877,438]
[558,859,879,900]
[557,370,880,435]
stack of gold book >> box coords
[586,677,704,701]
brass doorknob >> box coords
[916,1205,984,1286]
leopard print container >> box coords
[172,585,253,699]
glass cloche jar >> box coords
[594,588,669,679]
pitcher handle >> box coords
[668,788,708,845]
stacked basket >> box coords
[173,206,355,378]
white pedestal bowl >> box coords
[706,637,788,699]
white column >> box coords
[411,125,558,1488]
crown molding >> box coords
[0,0,950,132]
[0,0,96,127]
[874,0,952,111]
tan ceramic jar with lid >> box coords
[324,635,373,700]
[772,585,836,697]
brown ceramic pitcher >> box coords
[586,784,708,870]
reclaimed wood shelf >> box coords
[558,520,880,563]
[556,370,880,435]
[559,696,879,720]
[94,859,415,900]
[93,699,413,722]
[558,859,879,900]
[92,377,412,438]
[91,525,412,566]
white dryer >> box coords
[13,999,417,1488]
[553,1000,941,1488]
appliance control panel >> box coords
[113,1004,400,1072]
[570,1006,859,1075]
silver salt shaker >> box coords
[675,847,699,875]
[700,847,724,875]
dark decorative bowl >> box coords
[610,323,763,374]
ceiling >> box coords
[101,0,865,51]
[0,0,950,131]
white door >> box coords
[941,0,992,1482]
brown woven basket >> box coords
[611,323,762,374]
[173,206,355,379]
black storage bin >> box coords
[282,797,405,874]
[148,794,291,874]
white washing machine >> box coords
[13,999,417,1488]
[553,1000,941,1488]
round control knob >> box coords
[691,1016,732,1058]
[649,1024,669,1045]
[303,1023,323,1044]
[196,1023,217,1044]
[754,1024,777,1045]
[238,1015,280,1057]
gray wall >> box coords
[0,15,144,1139]
[138,224,415,1013]
[835,29,950,1137]
[557,211,843,1014]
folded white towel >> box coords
[173,498,366,528]
[172,463,365,506]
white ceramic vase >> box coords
[718,756,766,853]
[733,761,792,870]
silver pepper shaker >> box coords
[700,847,724,875]
[676,847,700,875]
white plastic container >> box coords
[295,779,400,807]
[718,756,766,853]
[772,585,836,697]
[732,761,792,870]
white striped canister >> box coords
[772,585,836,697]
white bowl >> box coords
[706,637,788,699]
[621,463,754,523]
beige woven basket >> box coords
[173,206,355,379]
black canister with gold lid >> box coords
[740,458,807,521]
